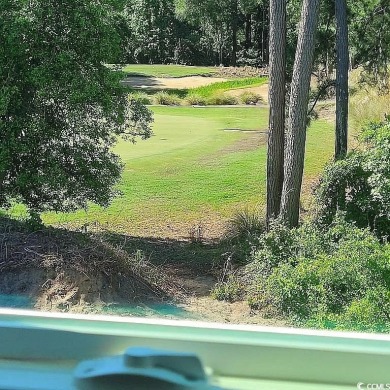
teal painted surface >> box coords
[0,310,389,389]
[0,294,33,309]
[102,303,193,319]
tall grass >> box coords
[350,86,390,131]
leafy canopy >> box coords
[0,0,152,215]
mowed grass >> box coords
[42,106,335,238]
[122,64,218,78]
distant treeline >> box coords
[116,0,270,67]
[114,0,390,85]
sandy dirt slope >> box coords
[121,76,228,89]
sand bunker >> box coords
[121,76,228,89]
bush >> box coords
[243,217,390,331]
[212,275,243,302]
[185,93,208,106]
[207,93,238,105]
[307,287,390,333]
[129,92,152,105]
[153,91,181,106]
[315,118,390,239]
[225,209,266,242]
[223,209,266,265]
[239,91,263,105]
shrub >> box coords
[315,118,390,239]
[307,287,390,333]
[225,209,266,242]
[239,91,263,105]
[129,92,152,105]
[153,91,181,106]
[207,93,238,105]
[185,93,208,106]
[243,217,390,331]
[212,275,243,302]
[223,209,266,265]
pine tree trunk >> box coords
[279,0,320,228]
[335,0,349,160]
[266,0,287,226]
[245,13,252,49]
[231,0,238,67]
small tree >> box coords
[0,0,152,217]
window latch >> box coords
[74,347,224,390]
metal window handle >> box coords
[74,347,224,390]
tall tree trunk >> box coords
[266,0,287,226]
[335,0,349,160]
[279,0,321,228]
[232,24,238,66]
[231,0,238,66]
[245,13,252,49]
[261,6,269,64]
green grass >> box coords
[128,76,268,106]
[190,77,267,97]
[122,64,218,78]
[40,107,334,237]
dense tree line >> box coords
[116,0,270,66]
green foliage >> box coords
[307,287,390,333]
[350,0,390,90]
[153,91,181,105]
[223,209,266,264]
[244,217,390,332]
[315,119,390,239]
[0,0,152,215]
[239,91,263,105]
[125,0,177,64]
[212,275,243,302]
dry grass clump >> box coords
[153,91,181,106]
[239,91,263,105]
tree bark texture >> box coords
[245,13,252,49]
[279,0,321,228]
[266,0,287,225]
[335,0,349,160]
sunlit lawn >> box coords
[41,106,334,237]
[122,64,218,78]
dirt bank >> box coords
[0,220,284,326]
